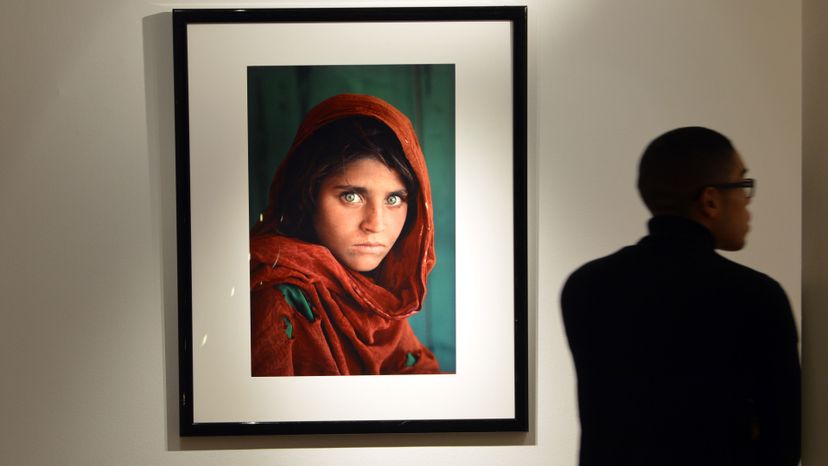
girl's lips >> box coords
[353,242,385,253]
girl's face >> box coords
[313,157,409,272]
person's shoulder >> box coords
[567,245,638,280]
[713,254,798,344]
[560,246,639,323]
[250,231,289,251]
[250,232,282,263]
[712,252,782,290]
[710,254,794,318]
[562,245,639,299]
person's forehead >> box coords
[731,150,748,174]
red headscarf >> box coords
[250,94,439,375]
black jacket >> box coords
[561,216,800,466]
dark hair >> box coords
[637,126,736,215]
[273,115,418,242]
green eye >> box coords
[386,195,401,206]
[342,192,360,203]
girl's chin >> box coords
[339,256,385,273]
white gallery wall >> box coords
[0,0,823,464]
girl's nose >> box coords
[360,203,385,233]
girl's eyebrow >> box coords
[332,184,368,194]
[333,185,408,196]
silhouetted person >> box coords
[561,127,800,466]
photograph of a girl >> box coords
[250,94,443,376]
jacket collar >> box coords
[641,215,716,252]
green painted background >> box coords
[247,65,456,372]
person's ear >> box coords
[697,186,721,220]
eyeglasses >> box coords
[707,178,756,198]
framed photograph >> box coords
[174,6,527,436]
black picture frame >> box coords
[173,6,528,436]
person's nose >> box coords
[360,201,385,233]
